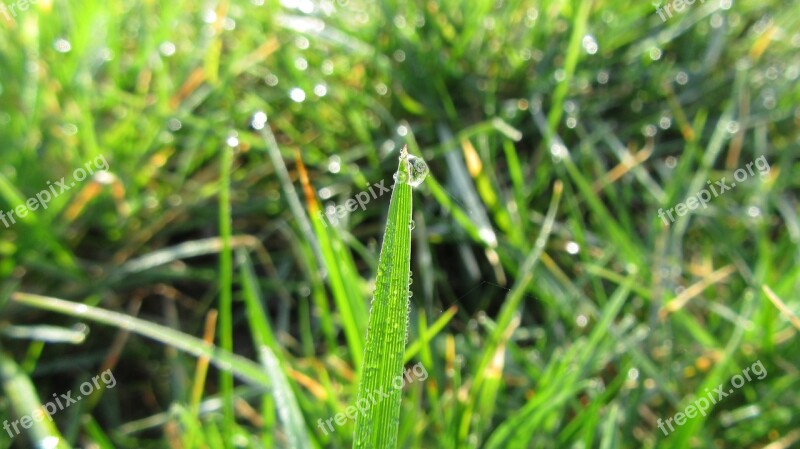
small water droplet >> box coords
[251,111,267,130]
[226,132,239,147]
[582,34,598,54]
[54,38,72,53]
[39,436,61,449]
[289,87,306,102]
[565,241,580,254]
[409,220,415,230]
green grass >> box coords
[352,148,418,449]
[1,0,800,448]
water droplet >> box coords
[54,38,72,53]
[649,47,662,61]
[39,436,61,449]
[597,70,609,84]
[328,155,341,173]
[159,41,176,57]
[295,36,310,49]
[167,118,182,131]
[409,220,415,230]
[565,241,580,254]
[226,132,239,147]
[251,111,267,130]
[289,87,306,102]
[405,154,429,187]
[408,290,413,298]
[582,34,598,54]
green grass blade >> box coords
[218,143,235,447]
[10,292,272,389]
[0,352,72,449]
[258,346,315,449]
[353,149,418,449]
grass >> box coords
[353,148,417,449]
[1,0,799,448]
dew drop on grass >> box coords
[409,220,415,230]
[406,154,429,187]
[395,146,429,187]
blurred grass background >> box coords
[0,0,799,447]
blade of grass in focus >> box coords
[352,147,423,449]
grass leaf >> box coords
[352,148,419,449]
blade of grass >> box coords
[218,144,235,447]
[352,148,417,449]
[10,292,272,388]
[258,346,315,449]
[0,351,72,449]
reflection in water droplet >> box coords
[405,154,429,187]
